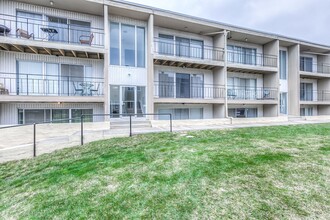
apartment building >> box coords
[0,0,329,125]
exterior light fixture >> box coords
[50,1,54,6]
[245,38,248,42]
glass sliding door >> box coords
[137,86,146,116]
[191,74,204,98]
[45,63,59,95]
[280,50,287,79]
[110,85,120,117]
[17,61,43,95]
[280,92,288,114]
[176,37,190,57]
[190,40,203,59]
[300,57,313,72]
[69,19,90,44]
[176,73,190,98]
[159,34,174,55]
[110,22,120,65]
[16,11,42,40]
[61,64,84,96]
[52,109,69,123]
[159,72,175,98]
[47,16,68,42]
[24,109,50,124]
[300,83,313,101]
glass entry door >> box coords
[121,86,135,115]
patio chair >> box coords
[0,83,9,95]
[73,82,84,95]
[79,33,94,45]
[89,83,100,96]
[16,28,34,39]
[0,25,11,36]
[263,89,271,99]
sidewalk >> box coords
[1,118,330,163]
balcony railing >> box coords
[300,90,330,102]
[300,62,330,74]
[227,87,278,100]
[227,51,278,67]
[154,81,225,99]
[0,13,104,47]
[0,72,104,96]
[154,38,225,62]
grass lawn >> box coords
[1,124,330,219]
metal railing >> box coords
[154,38,225,61]
[300,62,330,74]
[300,90,330,101]
[0,13,104,47]
[154,81,225,99]
[0,72,104,96]
[227,87,278,100]
[227,51,278,67]
[0,113,172,160]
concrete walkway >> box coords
[1,118,330,163]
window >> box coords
[280,50,287,79]
[18,109,50,124]
[52,109,70,123]
[158,108,203,120]
[300,107,313,116]
[71,109,93,123]
[300,83,313,101]
[227,77,257,100]
[300,57,313,72]
[17,61,43,95]
[228,108,258,118]
[227,45,257,65]
[159,72,175,98]
[158,34,174,55]
[280,93,288,114]
[69,20,91,44]
[110,22,145,67]
[176,73,190,98]
[110,85,120,117]
[16,11,43,40]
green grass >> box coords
[1,124,330,219]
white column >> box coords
[103,5,110,117]
[147,14,154,118]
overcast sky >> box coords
[125,0,330,46]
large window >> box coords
[280,50,287,79]
[158,72,204,99]
[227,77,257,100]
[158,34,174,55]
[158,108,203,120]
[71,109,93,123]
[300,57,313,72]
[228,108,258,118]
[110,22,145,67]
[18,109,50,124]
[300,83,313,101]
[227,45,257,65]
[16,11,43,40]
[300,107,313,116]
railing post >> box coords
[81,115,84,145]
[33,123,36,157]
[129,115,132,137]
[27,74,29,96]
[170,113,173,132]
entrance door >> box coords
[121,86,135,115]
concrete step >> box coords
[288,116,304,122]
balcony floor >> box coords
[0,95,105,103]
[0,36,105,59]
[227,63,278,74]
[154,98,225,104]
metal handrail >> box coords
[227,87,278,100]
[299,62,330,74]
[154,37,225,61]
[300,90,330,101]
[227,50,278,67]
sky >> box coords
[125,0,330,46]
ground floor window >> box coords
[300,107,313,116]
[18,108,93,124]
[228,108,258,118]
[158,108,203,120]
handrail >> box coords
[299,62,330,74]
[227,50,278,67]
[300,90,330,101]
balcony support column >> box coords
[288,44,300,116]
[103,4,110,117]
[147,14,154,119]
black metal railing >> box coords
[0,72,104,96]
[227,87,278,100]
[154,38,225,61]
[227,51,278,67]
[300,90,330,101]
[154,81,225,99]
[300,62,330,74]
[0,13,104,47]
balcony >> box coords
[227,87,278,104]
[0,13,104,59]
[153,38,225,70]
[300,90,330,103]
[227,51,278,73]
[300,62,330,78]
[0,72,104,102]
[154,81,225,104]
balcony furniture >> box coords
[16,29,34,39]
[79,33,94,45]
[0,83,9,95]
[73,82,84,96]
[79,82,94,96]
[89,83,100,96]
[40,28,58,40]
[0,25,11,36]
